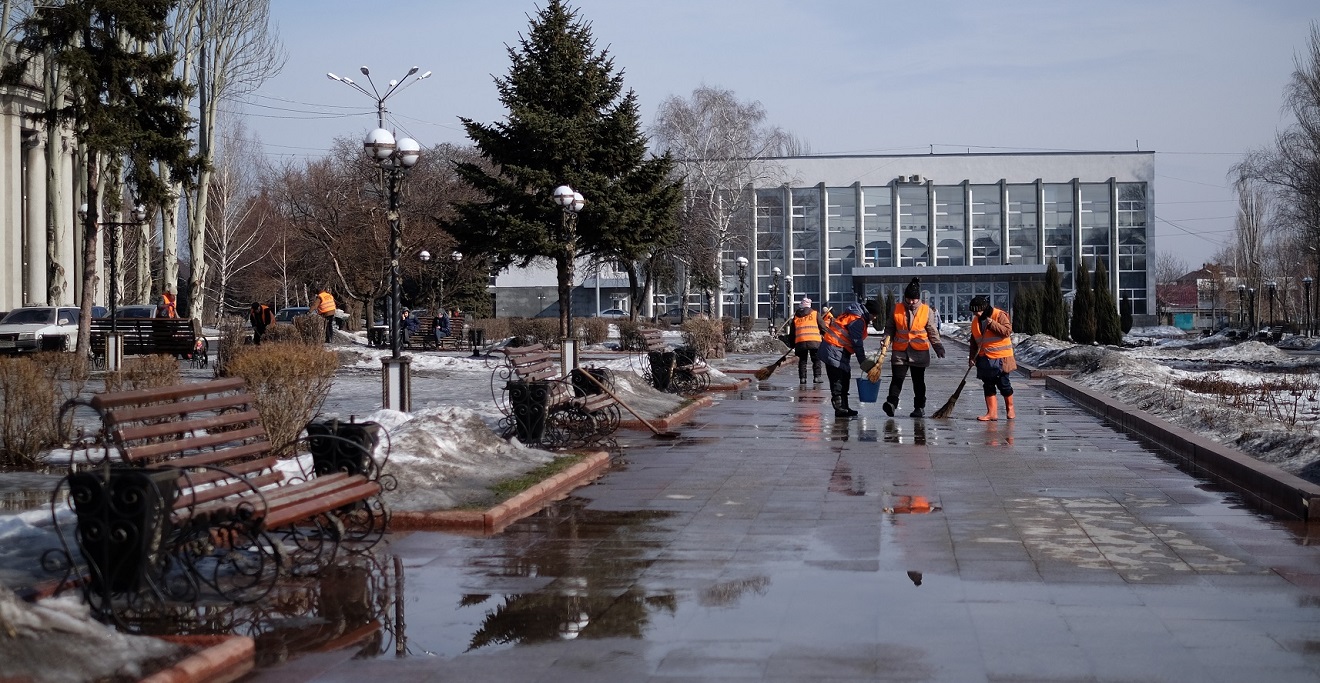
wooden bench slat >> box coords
[263,480,381,530]
[127,440,274,470]
[90,377,244,410]
[181,456,279,486]
[176,472,285,510]
[121,423,267,461]
[114,408,262,445]
[104,392,252,424]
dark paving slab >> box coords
[247,360,1320,683]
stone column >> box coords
[25,132,47,304]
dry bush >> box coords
[0,356,61,465]
[509,317,561,346]
[226,343,340,452]
[578,317,608,346]
[471,317,510,342]
[617,320,650,351]
[292,315,326,345]
[215,315,249,377]
[681,318,725,359]
[104,355,181,393]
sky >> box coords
[235,0,1320,271]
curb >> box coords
[141,634,254,683]
[619,395,712,431]
[391,450,612,533]
[1045,374,1320,522]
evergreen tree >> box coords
[1120,294,1134,333]
[1093,257,1123,345]
[3,0,199,355]
[1042,259,1069,339]
[1070,258,1097,344]
[1014,284,1042,336]
[450,0,681,339]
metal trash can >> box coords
[647,350,674,391]
[507,380,551,443]
[468,328,486,356]
[306,418,381,477]
[68,467,178,594]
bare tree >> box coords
[1231,170,1271,294]
[1152,251,1189,285]
[204,116,271,323]
[651,86,798,319]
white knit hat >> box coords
[800,297,812,307]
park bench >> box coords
[636,328,710,394]
[51,377,387,622]
[495,342,619,449]
[89,317,206,369]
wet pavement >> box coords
[247,360,1320,682]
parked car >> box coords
[274,306,349,328]
[0,306,80,353]
[114,304,162,318]
[595,308,629,319]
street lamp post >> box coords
[1267,280,1277,334]
[769,266,782,332]
[1237,284,1246,330]
[735,256,748,330]
[1304,276,1314,337]
[331,64,429,411]
[1248,287,1256,333]
[79,203,146,371]
[552,185,585,372]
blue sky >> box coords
[239,0,1318,268]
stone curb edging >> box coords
[1045,373,1320,522]
[619,394,713,431]
[141,634,254,683]
[391,450,612,533]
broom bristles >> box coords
[754,351,793,380]
[932,366,975,418]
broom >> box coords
[865,336,892,383]
[754,321,796,380]
[931,365,974,418]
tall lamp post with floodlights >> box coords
[1248,287,1256,333]
[552,185,585,371]
[330,65,429,411]
[1267,280,1277,334]
[1238,284,1246,330]
[735,256,748,330]
[1304,276,1314,337]
[80,203,147,371]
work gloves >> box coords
[859,358,877,373]
[934,344,946,359]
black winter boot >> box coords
[831,381,850,417]
[840,392,859,417]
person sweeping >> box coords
[968,295,1017,421]
[789,297,823,386]
[880,278,945,418]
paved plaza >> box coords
[248,357,1320,682]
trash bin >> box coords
[571,367,610,397]
[68,467,178,594]
[306,418,381,477]
[468,328,486,356]
[647,350,674,391]
[507,380,551,443]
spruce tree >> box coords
[1070,258,1097,344]
[3,0,199,355]
[1042,259,1069,340]
[450,0,681,339]
[1093,257,1123,345]
[1014,284,1042,336]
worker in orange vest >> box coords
[789,297,823,386]
[159,287,178,318]
[968,294,1017,421]
[820,299,883,417]
[249,302,274,345]
[880,278,946,419]
[314,287,337,343]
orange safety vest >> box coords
[891,303,931,352]
[160,291,177,318]
[971,308,1014,359]
[252,305,274,327]
[315,291,337,315]
[822,311,866,354]
[794,310,822,344]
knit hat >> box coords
[969,295,989,312]
[903,277,921,300]
[800,297,812,307]
[863,298,884,318]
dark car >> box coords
[657,307,702,325]
[275,306,349,328]
[115,304,161,318]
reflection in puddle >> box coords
[885,495,938,514]
[829,458,866,496]
[462,588,676,649]
[880,420,929,445]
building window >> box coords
[861,186,892,268]
[1006,184,1038,264]
[790,188,821,303]
[970,185,1001,266]
[1042,183,1074,290]
[826,187,856,305]
[755,189,785,318]
[1116,182,1148,314]
[897,186,928,267]
[934,186,965,267]
[1078,182,1111,267]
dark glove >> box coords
[978,307,992,320]
[859,358,876,373]
[934,344,946,359]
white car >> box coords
[0,306,80,353]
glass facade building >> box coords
[731,152,1155,325]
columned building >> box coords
[732,152,1155,325]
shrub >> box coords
[471,317,510,342]
[681,317,725,358]
[225,343,340,452]
[0,356,61,465]
[215,315,249,377]
[578,317,608,346]
[104,355,180,393]
[617,320,648,351]
[292,314,326,345]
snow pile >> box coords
[0,587,182,682]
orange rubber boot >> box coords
[1005,395,1016,420]
[977,395,998,422]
